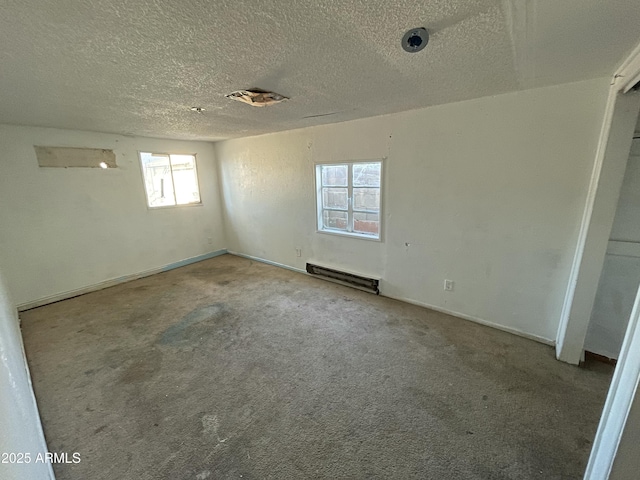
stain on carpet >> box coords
[201,414,227,442]
[119,348,162,384]
[159,303,229,346]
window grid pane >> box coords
[352,187,380,212]
[322,187,348,210]
[353,163,381,187]
[321,164,348,187]
[141,153,176,207]
[322,210,348,230]
[169,154,201,205]
[354,212,379,235]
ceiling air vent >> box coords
[226,88,288,107]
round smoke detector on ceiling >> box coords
[190,106,205,113]
[402,27,429,53]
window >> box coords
[315,161,382,239]
[139,152,201,208]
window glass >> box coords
[139,152,201,208]
[322,187,348,210]
[321,164,348,186]
[140,153,176,207]
[316,161,382,239]
[353,162,381,187]
[322,210,348,231]
[169,154,201,205]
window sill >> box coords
[147,202,203,211]
[316,228,381,242]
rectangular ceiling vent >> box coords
[306,263,379,295]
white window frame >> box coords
[315,160,383,241]
[138,151,203,209]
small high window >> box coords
[139,152,201,208]
[315,161,382,239]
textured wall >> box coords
[0,270,53,480]
[216,77,611,342]
[0,125,226,306]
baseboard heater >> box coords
[306,263,379,295]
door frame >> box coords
[584,283,640,478]
[556,43,640,365]
[567,40,640,479]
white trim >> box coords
[615,41,640,93]
[382,293,555,347]
[580,40,640,480]
[17,249,227,311]
[556,88,640,364]
[227,251,307,275]
[558,41,640,364]
[556,86,619,361]
[584,284,640,480]
[143,202,204,211]
[315,228,382,242]
[227,251,554,347]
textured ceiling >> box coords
[1,0,640,140]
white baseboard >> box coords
[226,251,555,347]
[17,249,228,311]
[227,251,307,274]
[381,293,555,347]
[20,246,555,348]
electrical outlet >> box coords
[295,247,302,257]
[444,279,454,291]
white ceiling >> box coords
[1,0,639,141]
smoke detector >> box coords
[402,27,429,53]
[226,88,288,107]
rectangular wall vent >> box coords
[306,263,379,294]
[35,146,117,168]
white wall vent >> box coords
[34,146,116,168]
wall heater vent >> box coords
[306,263,379,294]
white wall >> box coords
[556,89,640,364]
[0,125,226,307]
[586,138,640,359]
[584,281,640,480]
[216,78,610,343]
[609,139,640,243]
[609,391,640,479]
[0,270,54,480]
